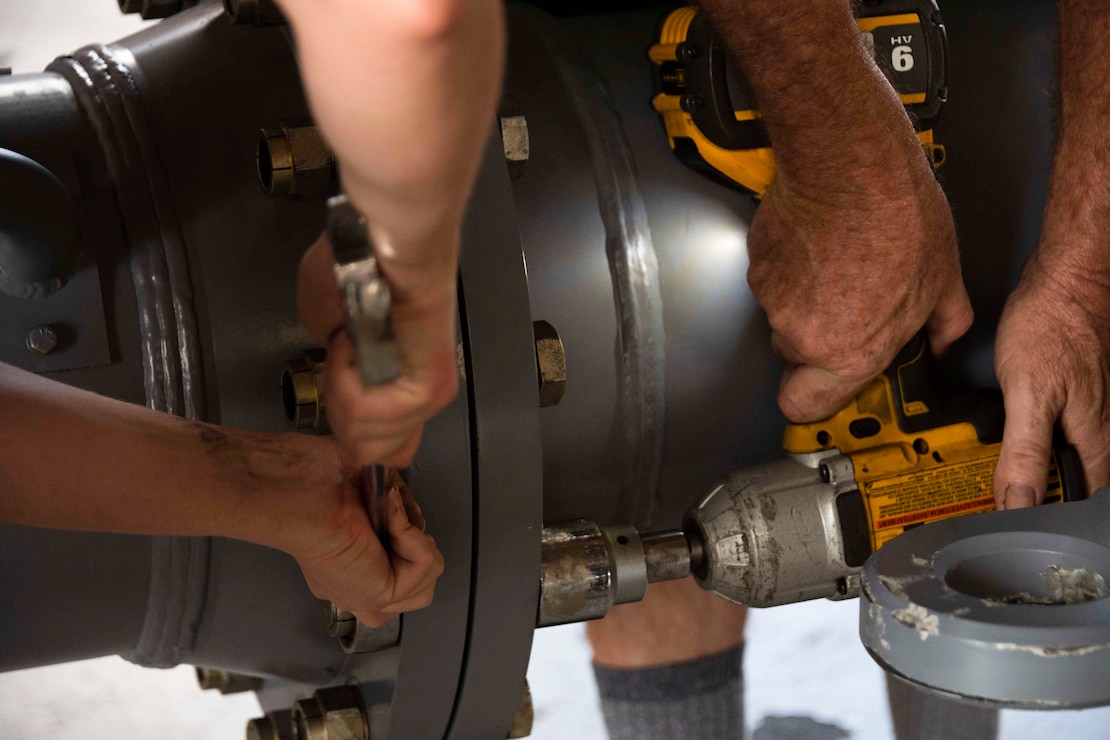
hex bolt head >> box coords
[246,710,294,740]
[533,320,566,408]
[508,679,534,739]
[25,325,57,355]
[500,115,529,162]
[292,687,368,740]
[196,667,263,694]
[257,123,336,197]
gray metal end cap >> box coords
[859,493,1110,709]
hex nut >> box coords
[533,320,566,408]
[500,115,529,162]
[292,696,327,740]
[508,679,534,738]
[292,687,367,740]
[246,710,294,740]
[283,351,329,434]
[316,687,369,740]
[196,667,263,694]
[257,123,336,197]
[25,325,58,355]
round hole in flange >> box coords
[944,549,1110,606]
[616,535,629,546]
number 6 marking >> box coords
[892,45,914,72]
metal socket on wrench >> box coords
[538,520,694,627]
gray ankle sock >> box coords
[593,644,744,740]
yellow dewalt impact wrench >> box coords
[538,333,1085,625]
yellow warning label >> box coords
[864,456,997,551]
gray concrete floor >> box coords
[3,2,1110,738]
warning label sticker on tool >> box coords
[865,456,997,550]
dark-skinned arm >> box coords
[0,362,442,626]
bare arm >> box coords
[275,0,505,466]
[0,363,442,625]
[994,0,1110,508]
[699,0,972,421]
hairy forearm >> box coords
[273,0,505,288]
[0,363,336,553]
[697,0,922,195]
[1035,0,1110,287]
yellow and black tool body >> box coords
[685,332,1086,607]
[650,0,949,195]
[783,332,1086,564]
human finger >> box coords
[926,278,974,358]
[778,363,871,424]
[994,372,1058,510]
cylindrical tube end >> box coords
[642,530,693,583]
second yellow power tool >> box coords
[684,332,1086,607]
[650,0,949,195]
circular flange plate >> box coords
[860,492,1110,709]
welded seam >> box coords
[533,14,667,530]
[48,45,209,669]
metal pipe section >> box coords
[643,530,697,583]
[537,520,694,627]
[0,148,75,297]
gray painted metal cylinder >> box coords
[0,0,1069,734]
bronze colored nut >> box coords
[292,695,327,740]
[321,600,356,639]
[500,115,529,162]
[508,679,534,739]
[315,687,369,740]
[533,320,566,408]
[246,710,294,740]
[196,667,263,695]
[257,123,336,197]
[292,687,368,740]
[282,351,328,434]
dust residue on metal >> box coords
[1045,565,1109,604]
[864,599,892,652]
[892,603,939,641]
[878,572,927,601]
[990,640,1110,658]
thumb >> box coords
[926,279,974,358]
[778,364,869,424]
[994,375,1058,510]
